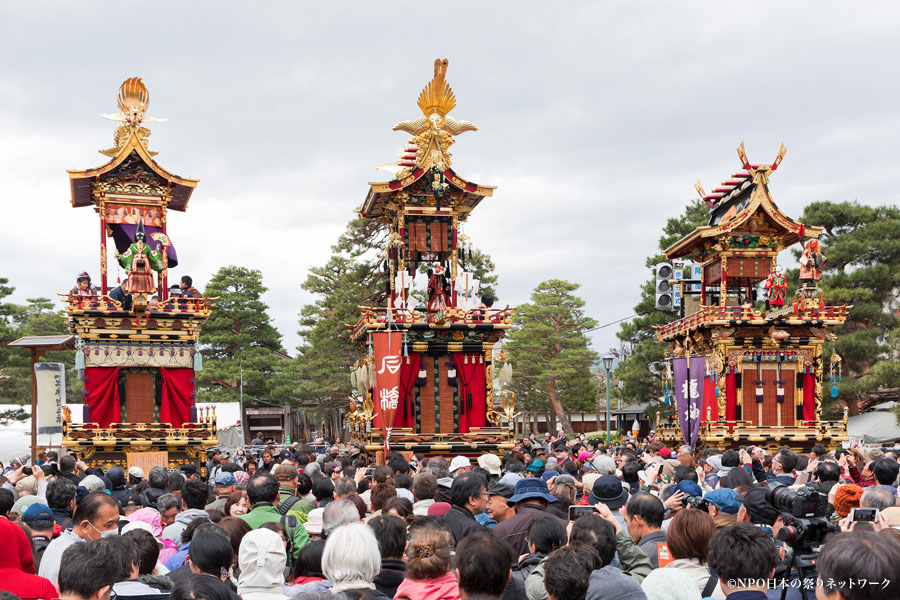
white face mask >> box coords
[90,522,118,539]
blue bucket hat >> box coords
[508,477,557,504]
[214,471,237,487]
[541,470,560,482]
[704,488,741,514]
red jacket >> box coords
[0,517,58,600]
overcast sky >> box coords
[2,2,900,364]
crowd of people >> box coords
[1,434,899,600]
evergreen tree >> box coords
[798,201,900,416]
[614,199,709,412]
[505,279,598,436]
[197,266,287,404]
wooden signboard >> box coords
[127,451,169,473]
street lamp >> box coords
[602,355,614,444]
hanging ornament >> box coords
[830,352,842,398]
[447,360,457,386]
[193,350,203,371]
[775,362,785,403]
[416,364,427,386]
[754,363,764,403]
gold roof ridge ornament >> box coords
[99,77,168,158]
[393,59,478,137]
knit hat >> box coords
[642,567,702,600]
[234,470,250,488]
[833,484,864,517]
[304,508,324,535]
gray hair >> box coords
[305,462,322,480]
[423,457,449,480]
[334,477,357,499]
[861,486,897,511]
[79,475,106,493]
[321,523,381,584]
[323,499,361,538]
[156,493,181,513]
[148,466,168,489]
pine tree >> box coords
[614,199,709,412]
[197,266,287,404]
[798,201,900,416]
[505,279,598,436]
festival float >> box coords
[60,78,217,473]
[347,59,517,460]
[655,143,850,451]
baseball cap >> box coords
[673,480,703,498]
[128,466,145,479]
[499,472,521,488]
[304,508,324,536]
[478,453,502,476]
[22,502,54,523]
[704,488,741,514]
[657,448,673,459]
[449,456,471,473]
[734,487,779,526]
[487,482,515,499]
[11,495,41,517]
[214,472,237,488]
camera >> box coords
[766,484,829,518]
[683,495,710,512]
[22,466,32,476]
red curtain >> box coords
[725,372,738,432]
[453,352,487,433]
[701,375,718,422]
[160,368,194,427]
[84,367,121,427]
[802,372,816,422]
[393,353,422,430]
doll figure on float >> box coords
[764,264,788,310]
[799,238,826,298]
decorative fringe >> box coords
[447,361,457,386]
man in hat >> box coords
[449,455,472,478]
[492,477,568,556]
[205,472,236,512]
[704,488,741,529]
[481,482,515,529]
[478,453,502,481]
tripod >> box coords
[778,549,818,600]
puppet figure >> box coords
[799,239,826,298]
[764,265,788,308]
[426,263,451,321]
[118,221,163,295]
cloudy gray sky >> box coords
[2,2,899,365]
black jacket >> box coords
[374,558,406,598]
[443,505,487,544]
[503,552,546,600]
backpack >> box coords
[276,496,303,566]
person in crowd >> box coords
[640,569,701,600]
[445,472,489,544]
[181,275,201,299]
[163,479,212,549]
[706,523,778,600]
[333,476,358,501]
[870,457,900,494]
[56,539,120,600]
[663,506,724,599]
[40,491,120,586]
[703,488,740,529]
[21,503,55,563]
[833,484,864,519]
[368,481,398,519]
[129,466,146,488]
[816,530,900,600]
[621,493,667,567]
[224,490,250,517]
[237,528,288,600]
[507,517,567,600]
[450,456,473,478]
[321,522,388,599]
[171,574,236,600]
[456,531,515,600]
[105,534,169,600]
[860,486,896,511]
[0,515,57,600]
[395,518,460,600]
[105,467,129,505]
[413,472,439,516]
[46,476,77,529]
[291,539,331,594]
[423,457,453,503]
[217,517,252,576]
[187,530,236,587]
[313,477,335,508]
[382,497,414,523]
[493,477,567,556]
[241,472,310,559]
[322,498,361,538]
[142,466,170,509]
[570,509,652,598]
[158,493,183,527]
[369,515,408,598]
[485,482,516,527]
[544,543,604,600]
[109,278,133,311]
[207,472,237,512]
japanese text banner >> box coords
[673,357,705,448]
[373,331,403,452]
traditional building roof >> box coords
[67,78,198,212]
[360,59,495,220]
[666,142,820,260]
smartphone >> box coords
[365,466,376,478]
[569,505,594,521]
[850,507,878,522]
[795,470,810,486]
